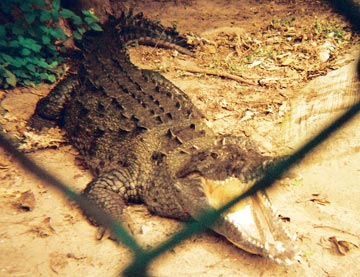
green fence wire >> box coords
[0,0,359,276]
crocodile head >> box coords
[171,136,299,265]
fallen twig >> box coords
[174,66,257,85]
[313,224,360,239]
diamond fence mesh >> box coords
[0,0,359,276]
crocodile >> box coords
[28,11,298,265]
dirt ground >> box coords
[1,0,360,276]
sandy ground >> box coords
[1,0,360,276]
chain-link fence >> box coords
[0,0,359,276]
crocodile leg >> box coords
[28,75,79,130]
[82,168,141,237]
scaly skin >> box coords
[28,11,298,265]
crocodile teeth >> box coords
[202,177,299,265]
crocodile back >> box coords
[63,14,206,175]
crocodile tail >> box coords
[108,10,194,54]
[77,10,193,56]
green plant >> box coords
[0,0,102,88]
[269,16,296,31]
[314,17,346,39]
[271,16,296,27]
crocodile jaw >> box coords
[202,177,299,265]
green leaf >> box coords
[72,15,83,26]
[39,25,50,34]
[21,48,32,56]
[23,79,36,86]
[29,70,40,78]
[47,74,57,83]
[82,9,98,19]
[18,35,24,43]
[41,35,51,44]
[82,9,100,23]
[12,69,30,78]
[25,63,36,71]
[59,8,83,25]
[45,44,57,52]
[51,10,60,22]
[52,0,60,12]
[73,30,82,40]
[48,60,58,68]
[90,23,103,31]
[22,38,42,52]
[4,68,16,87]
[49,27,67,40]
[1,53,13,63]
[84,16,97,25]
[12,57,25,68]
[8,40,19,48]
[24,12,36,24]
[81,10,92,17]
[40,10,52,22]
[61,11,83,26]
[39,72,49,79]
[77,27,86,34]
[36,58,50,68]
[59,9,76,19]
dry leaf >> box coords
[329,236,359,255]
[281,56,294,66]
[278,214,291,222]
[248,60,262,68]
[310,193,330,206]
[30,217,56,238]
[17,190,36,211]
[239,109,255,122]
